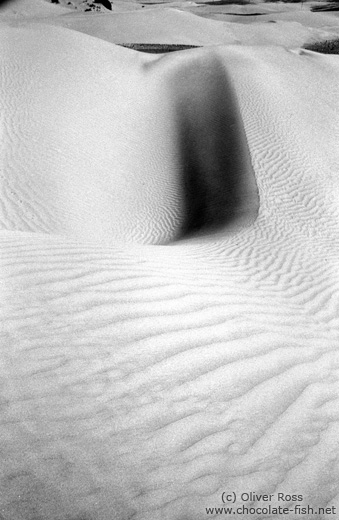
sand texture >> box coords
[1,1,339,519]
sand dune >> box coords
[30,8,339,48]
[4,0,339,48]
[0,24,185,244]
[1,3,339,520]
[0,24,258,243]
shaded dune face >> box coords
[161,52,259,238]
[2,24,339,520]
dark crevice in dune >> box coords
[311,2,339,11]
[166,53,259,239]
[118,43,201,53]
[304,38,339,53]
[196,0,252,5]
[222,11,267,15]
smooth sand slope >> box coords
[1,8,339,520]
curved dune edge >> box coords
[1,21,339,520]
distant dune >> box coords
[1,1,339,520]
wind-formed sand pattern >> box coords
[1,0,339,519]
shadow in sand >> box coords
[311,2,339,11]
[223,12,267,15]
[167,52,259,239]
[196,0,252,5]
[119,43,200,54]
[0,0,15,7]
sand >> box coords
[1,0,339,519]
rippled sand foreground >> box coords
[1,1,339,519]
